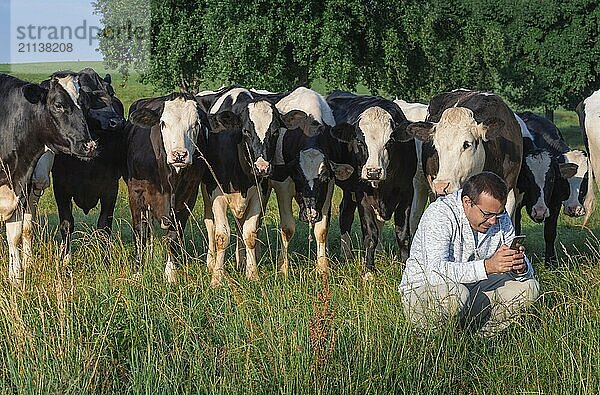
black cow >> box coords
[0,72,96,284]
[47,68,126,263]
[326,91,416,279]
[268,87,354,275]
[198,87,283,287]
[125,92,208,283]
[514,113,578,267]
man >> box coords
[400,172,539,336]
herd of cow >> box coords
[1,68,599,287]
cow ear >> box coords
[330,123,356,143]
[392,120,414,142]
[195,95,215,113]
[331,161,354,181]
[104,74,112,84]
[281,109,309,130]
[208,110,240,132]
[406,121,435,142]
[129,107,161,128]
[22,84,48,104]
[559,162,578,179]
[479,117,504,140]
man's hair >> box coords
[461,172,508,204]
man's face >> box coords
[462,192,506,233]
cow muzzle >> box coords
[564,203,585,217]
[364,167,383,181]
[253,157,271,177]
[433,180,452,196]
[531,205,549,222]
[169,149,190,171]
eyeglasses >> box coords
[473,203,506,220]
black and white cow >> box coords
[407,89,523,220]
[517,111,590,221]
[513,113,577,266]
[269,87,354,275]
[199,87,282,287]
[125,93,208,282]
[326,91,416,278]
[576,93,600,224]
[0,72,96,283]
[46,69,126,263]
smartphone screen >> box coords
[510,235,526,250]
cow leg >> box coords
[409,170,429,236]
[506,188,517,225]
[56,191,74,265]
[339,190,357,263]
[394,191,413,263]
[514,205,523,236]
[22,190,42,271]
[202,185,216,274]
[211,195,230,287]
[544,203,560,268]
[97,184,118,265]
[242,190,263,281]
[357,200,379,279]
[6,208,24,285]
[128,188,149,276]
[234,217,246,273]
[273,179,295,276]
[314,180,334,274]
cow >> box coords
[394,99,431,235]
[513,113,578,266]
[268,87,354,275]
[518,111,589,219]
[43,69,126,264]
[125,92,208,283]
[406,89,523,220]
[326,91,416,279]
[0,72,96,284]
[199,87,282,287]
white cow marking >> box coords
[525,151,551,217]
[56,75,81,109]
[299,148,325,189]
[276,87,335,127]
[210,88,253,114]
[248,101,273,143]
[160,98,200,169]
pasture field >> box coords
[0,62,599,393]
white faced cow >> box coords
[407,89,522,220]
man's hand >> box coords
[484,245,525,274]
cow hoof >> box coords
[362,271,375,281]
[210,270,225,288]
[246,269,259,282]
[164,263,177,284]
[278,261,289,277]
[316,257,329,274]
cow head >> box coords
[129,94,204,172]
[518,149,578,222]
[407,107,504,196]
[291,145,353,224]
[25,72,97,160]
[561,149,589,217]
[208,99,281,178]
[330,106,412,186]
[78,69,125,132]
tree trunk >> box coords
[544,107,554,123]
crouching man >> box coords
[400,172,539,337]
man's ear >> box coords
[22,84,48,104]
[330,123,356,143]
[406,121,435,142]
[331,162,354,180]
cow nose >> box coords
[433,180,451,196]
[172,150,188,163]
[109,118,124,129]
[366,167,382,180]
[254,157,270,176]
[566,205,585,217]
[531,206,549,222]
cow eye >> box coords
[463,141,472,150]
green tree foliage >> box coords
[95,0,600,110]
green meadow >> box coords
[0,62,599,394]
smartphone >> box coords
[509,235,526,250]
